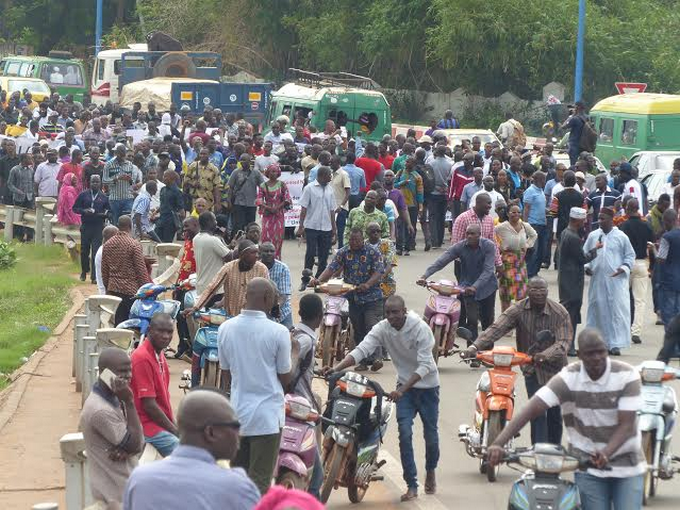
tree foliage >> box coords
[4,0,680,102]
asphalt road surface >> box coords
[171,237,680,510]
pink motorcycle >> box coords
[421,279,462,364]
[314,280,356,368]
[275,393,320,489]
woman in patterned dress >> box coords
[256,163,291,259]
[495,203,537,311]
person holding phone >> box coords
[80,348,144,507]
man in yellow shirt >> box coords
[5,115,29,137]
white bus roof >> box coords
[96,44,148,58]
[273,82,386,101]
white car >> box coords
[628,151,680,179]
[437,129,501,149]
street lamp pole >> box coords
[574,0,586,101]
[95,0,103,56]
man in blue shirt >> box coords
[260,242,293,329]
[342,151,366,210]
[523,171,548,277]
[561,101,587,165]
[310,227,385,371]
[218,278,292,495]
[436,109,459,129]
[123,388,260,510]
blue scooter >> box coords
[189,308,230,388]
[117,283,181,347]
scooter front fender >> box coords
[430,314,450,328]
[638,413,665,438]
[484,395,514,420]
[276,452,309,478]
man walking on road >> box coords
[620,198,655,345]
[557,207,601,355]
[486,329,645,510]
[325,295,440,502]
[523,171,548,277]
[654,209,680,362]
[583,207,635,355]
[73,174,110,283]
[219,278,292,495]
[463,278,572,445]
[101,215,151,325]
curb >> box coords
[0,288,85,434]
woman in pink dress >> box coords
[256,163,291,259]
[57,173,81,226]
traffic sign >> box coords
[615,82,647,94]
[251,102,259,110]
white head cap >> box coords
[570,207,587,220]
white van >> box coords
[90,44,148,105]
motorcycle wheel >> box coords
[320,443,344,504]
[641,430,657,504]
[203,360,220,388]
[485,411,504,482]
[348,480,367,503]
[321,325,338,369]
[277,470,307,490]
[432,325,444,365]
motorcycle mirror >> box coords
[536,330,554,343]
[456,327,473,342]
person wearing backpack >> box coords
[562,101,594,166]
[290,293,324,499]
[497,112,526,148]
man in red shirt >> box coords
[378,142,395,170]
[57,148,84,193]
[448,152,475,220]
[356,143,383,193]
[130,313,178,457]
[175,217,199,359]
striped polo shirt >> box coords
[536,358,646,478]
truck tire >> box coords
[152,52,197,78]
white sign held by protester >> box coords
[280,171,305,227]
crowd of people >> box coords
[3,89,680,509]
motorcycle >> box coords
[421,279,462,364]
[314,280,355,368]
[116,283,181,347]
[636,360,680,504]
[275,393,321,490]
[500,443,601,509]
[188,308,230,388]
[320,370,392,504]
[459,342,534,482]
[177,273,198,347]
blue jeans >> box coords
[110,198,133,225]
[658,288,680,330]
[527,223,549,278]
[145,430,179,457]
[280,313,293,330]
[574,472,643,510]
[308,449,323,500]
[525,374,562,444]
[396,387,440,490]
[336,208,348,249]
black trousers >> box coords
[348,298,384,364]
[155,218,177,243]
[525,373,563,445]
[232,205,256,235]
[109,291,135,326]
[80,224,103,276]
[561,299,582,348]
[428,195,448,247]
[459,292,496,343]
[304,228,332,277]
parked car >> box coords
[0,76,51,103]
[439,129,501,149]
[0,52,88,102]
[628,151,680,179]
[641,169,673,206]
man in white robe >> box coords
[583,206,635,354]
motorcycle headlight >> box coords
[477,371,491,393]
[493,353,514,367]
[337,379,376,398]
[534,454,564,474]
[286,401,315,421]
[641,367,664,383]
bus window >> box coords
[5,61,20,75]
[97,59,105,81]
[281,104,292,117]
[358,111,379,134]
[598,117,614,143]
[266,100,278,125]
[293,106,312,123]
[621,120,638,145]
[327,109,349,127]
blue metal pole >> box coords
[95,0,103,56]
[574,0,586,101]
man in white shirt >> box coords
[619,162,646,214]
[469,175,504,219]
[263,122,293,155]
[95,226,119,294]
[253,141,279,173]
[140,166,165,211]
[496,113,516,145]
[219,277,291,495]
[33,149,61,199]
[193,212,233,297]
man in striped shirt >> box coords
[487,328,645,509]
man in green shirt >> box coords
[344,190,389,244]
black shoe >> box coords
[90,279,97,285]
[80,272,86,281]
[403,250,410,256]
[568,349,577,357]
[424,243,431,252]
[469,360,481,368]
[396,249,403,256]
[632,335,642,345]
[298,281,308,292]
[609,348,621,356]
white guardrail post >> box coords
[3,205,14,241]
[43,214,54,246]
[81,336,97,405]
[34,197,57,245]
[96,328,135,352]
[32,503,59,510]
[86,296,122,336]
[59,432,92,510]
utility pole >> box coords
[95,0,103,55]
[574,0,586,101]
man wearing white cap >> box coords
[557,207,602,354]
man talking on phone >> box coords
[80,347,144,507]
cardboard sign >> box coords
[280,171,305,227]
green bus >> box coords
[590,93,680,164]
[0,52,89,103]
[268,71,391,142]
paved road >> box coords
[169,237,680,509]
